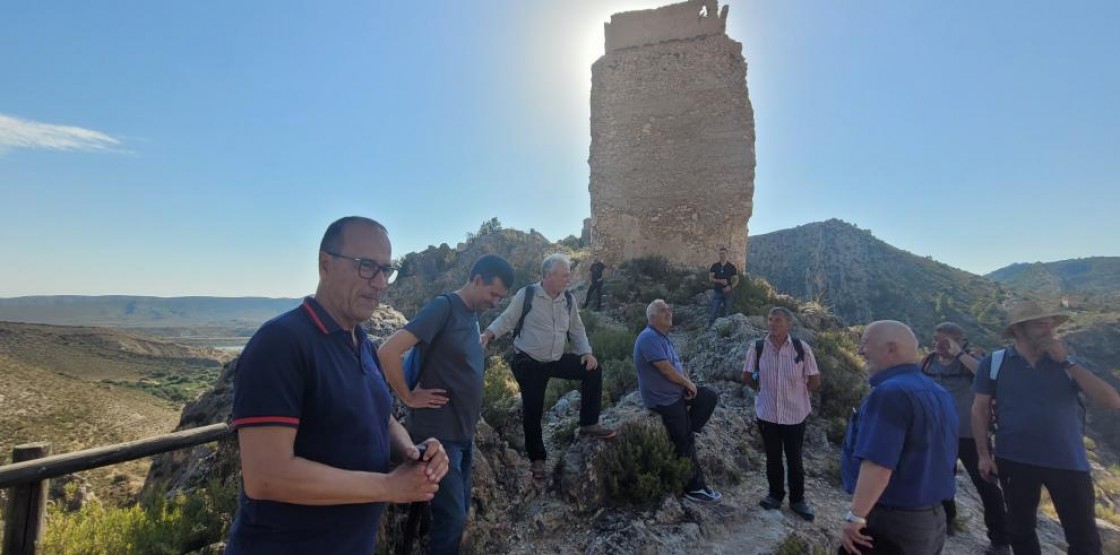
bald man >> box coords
[838,321,958,555]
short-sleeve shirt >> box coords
[972,346,1088,471]
[922,355,976,439]
[590,261,606,282]
[404,293,485,443]
[743,335,820,425]
[709,261,737,291]
[226,297,392,554]
[634,325,685,408]
[841,364,958,508]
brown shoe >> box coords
[531,460,548,480]
[580,424,617,440]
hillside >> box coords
[747,219,1010,346]
[987,257,1120,308]
[0,322,229,499]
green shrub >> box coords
[600,359,638,406]
[588,327,637,364]
[482,356,519,426]
[40,478,236,555]
[732,276,797,318]
[553,419,579,446]
[814,330,869,421]
[595,419,692,505]
[825,416,848,446]
[775,533,828,555]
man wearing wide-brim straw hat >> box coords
[971,300,1120,555]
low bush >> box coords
[595,419,692,505]
[40,478,236,555]
[600,359,638,406]
[587,327,638,365]
[813,330,868,421]
[481,356,519,427]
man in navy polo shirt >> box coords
[840,320,958,555]
[634,299,721,503]
[226,217,450,554]
[972,301,1120,555]
[379,254,514,554]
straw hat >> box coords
[1002,300,1071,338]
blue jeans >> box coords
[708,288,733,325]
[429,440,474,555]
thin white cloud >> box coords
[0,113,122,154]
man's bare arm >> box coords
[237,427,437,505]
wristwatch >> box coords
[844,510,867,525]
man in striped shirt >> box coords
[743,306,821,521]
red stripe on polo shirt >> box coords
[301,300,329,334]
[231,416,300,429]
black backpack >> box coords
[512,284,574,339]
[754,336,805,367]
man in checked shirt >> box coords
[743,306,821,521]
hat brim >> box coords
[1001,312,1071,338]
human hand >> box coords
[405,387,449,410]
[386,457,440,503]
[978,454,999,482]
[722,286,731,293]
[480,330,494,349]
[410,438,449,483]
[841,520,873,554]
[582,354,599,371]
[1044,339,1069,363]
[683,380,697,399]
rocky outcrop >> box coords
[588,0,755,272]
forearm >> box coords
[653,361,691,388]
[807,374,822,393]
[388,417,416,463]
[242,448,393,505]
[958,352,979,373]
[377,331,418,403]
[1070,365,1120,409]
[850,460,892,517]
[971,397,993,458]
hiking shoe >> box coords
[685,487,722,503]
[984,545,1011,555]
[580,424,617,440]
[530,460,548,480]
[790,501,815,522]
[758,495,782,510]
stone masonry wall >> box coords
[589,0,754,271]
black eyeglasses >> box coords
[323,251,398,284]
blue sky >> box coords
[2,0,1117,297]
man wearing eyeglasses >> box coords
[226,216,450,555]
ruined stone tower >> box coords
[588,0,754,271]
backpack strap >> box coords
[754,339,765,369]
[920,352,937,375]
[989,349,1006,382]
[513,285,536,339]
[790,336,806,363]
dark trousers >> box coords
[756,419,807,503]
[583,279,603,310]
[855,504,946,555]
[996,457,1101,555]
[428,439,473,555]
[708,289,733,325]
[941,438,1009,546]
[650,387,718,492]
[512,352,603,461]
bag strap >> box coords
[513,285,535,339]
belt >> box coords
[873,503,939,512]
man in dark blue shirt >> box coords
[226,217,450,554]
[379,254,514,554]
[972,301,1120,555]
[707,247,738,327]
[840,320,958,555]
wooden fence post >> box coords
[3,443,52,555]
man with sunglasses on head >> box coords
[226,216,450,555]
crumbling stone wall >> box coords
[589,0,754,271]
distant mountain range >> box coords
[747,219,1010,344]
[986,257,1120,301]
[0,295,301,332]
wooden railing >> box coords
[0,423,231,555]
